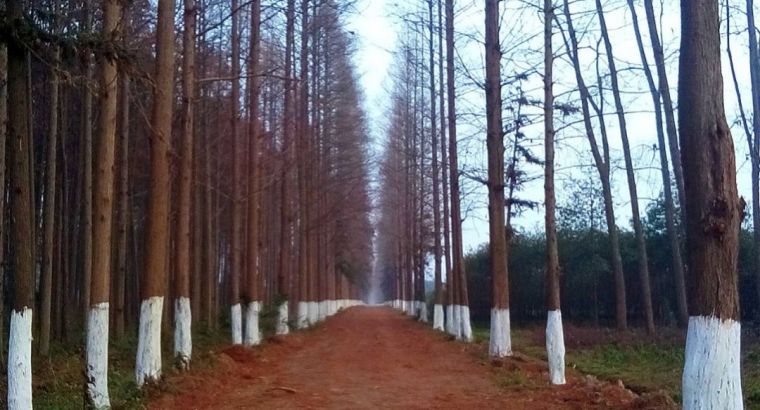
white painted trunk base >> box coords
[308,301,319,325]
[136,297,163,387]
[230,303,242,345]
[682,316,742,409]
[244,302,261,346]
[417,301,428,322]
[445,305,455,335]
[173,297,192,370]
[546,310,566,385]
[452,305,462,339]
[86,303,111,408]
[489,308,512,357]
[276,301,290,335]
[405,300,415,316]
[318,300,327,322]
[8,308,32,410]
[297,301,309,329]
[460,305,473,342]
[433,304,444,331]
[329,300,338,316]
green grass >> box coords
[27,326,228,409]
[475,324,760,409]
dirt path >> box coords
[151,307,671,409]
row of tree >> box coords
[379,0,750,407]
[1,0,373,407]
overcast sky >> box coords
[348,0,756,254]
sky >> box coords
[347,0,757,256]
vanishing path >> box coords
[151,307,666,409]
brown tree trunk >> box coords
[485,0,509,356]
[627,0,688,327]
[562,0,627,330]
[86,0,120,404]
[7,0,35,405]
[0,44,6,362]
[173,0,196,369]
[114,74,130,339]
[39,7,60,356]
[136,0,176,387]
[643,0,685,209]
[245,0,263,345]
[429,0,443,329]
[679,0,743,406]
[595,0,654,334]
[744,0,760,313]
[81,0,95,324]
[229,0,244,344]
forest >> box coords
[0,0,757,408]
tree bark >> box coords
[544,0,565,385]
[173,0,196,369]
[562,0,627,330]
[136,0,176,387]
[485,0,510,357]
[627,0,688,327]
[679,0,743,407]
[595,0,654,334]
[86,0,120,404]
[7,1,35,406]
[39,5,60,356]
[744,0,760,313]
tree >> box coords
[245,0,263,347]
[6,0,35,406]
[626,0,688,328]
[174,0,196,368]
[561,0,627,330]
[595,0,654,334]
[679,0,744,407]
[429,0,444,331]
[485,0,511,357]
[229,0,244,344]
[136,0,176,387]
[86,0,120,404]
[543,0,565,385]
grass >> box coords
[475,323,760,409]
[14,326,229,409]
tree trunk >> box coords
[595,0,654,334]
[485,0,510,357]
[245,0,263,346]
[627,0,688,327]
[429,0,443,331]
[562,0,627,330]
[228,0,244,345]
[7,0,35,406]
[173,0,196,369]
[39,7,60,356]
[643,0,685,209]
[0,44,8,365]
[114,75,130,339]
[86,0,120,404]
[544,0,565,385]
[679,1,743,407]
[136,0,176,387]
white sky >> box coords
[349,0,756,254]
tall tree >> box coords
[86,0,121,404]
[627,0,688,328]
[229,0,244,344]
[744,0,760,310]
[174,0,196,369]
[136,0,176,387]
[245,0,263,347]
[679,0,743,407]
[562,0,627,330]
[485,0,510,357]
[6,0,34,406]
[595,0,654,334]
[39,0,60,357]
[429,0,444,331]
[543,0,565,385]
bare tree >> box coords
[679,0,743,407]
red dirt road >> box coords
[151,307,672,409]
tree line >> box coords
[1,0,373,407]
[377,0,752,407]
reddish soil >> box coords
[150,307,674,409]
